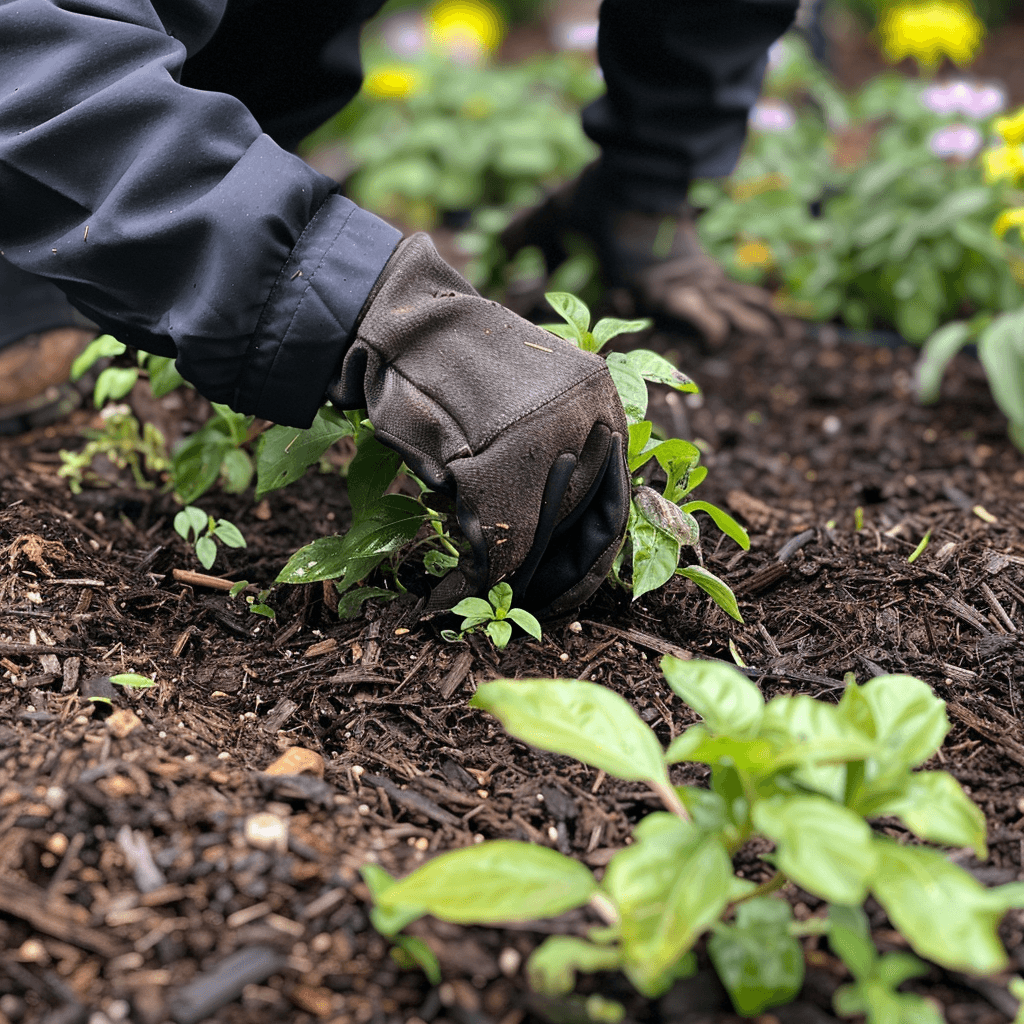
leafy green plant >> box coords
[173,505,247,571]
[305,48,601,228]
[365,660,1024,1018]
[441,582,542,649]
[542,292,750,618]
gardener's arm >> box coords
[0,0,399,428]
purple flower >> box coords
[920,80,1006,119]
[551,20,598,51]
[381,13,427,57]
[749,100,797,133]
[928,123,983,159]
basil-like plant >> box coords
[441,582,542,649]
[542,292,749,619]
[364,660,1024,1019]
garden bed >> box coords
[1,316,1022,1024]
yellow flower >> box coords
[994,107,1024,146]
[982,145,1024,185]
[735,240,775,269]
[363,66,421,100]
[878,1,985,73]
[993,207,1024,242]
[427,0,504,59]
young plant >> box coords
[364,660,1024,1018]
[174,505,247,571]
[543,292,750,619]
[441,582,542,649]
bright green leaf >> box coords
[605,353,649,424]
[661,657,764,739]
[213,519,246,549]
[486,619,513,649]
[71,334,126,381]
[628,504,680,600]
[621,349,698,393]
[195,535,217,570]
[377,841,596,924]
[676,565,744,622]
[506,607,542,641]
[526,937,622,997]
[752,795,877,905]
[591,317,652,351]
[471,678,670,787]
[110,673,156,689]
[544,291,591,342]
[680,500,750,550]
[488,582,513,615]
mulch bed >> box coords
[1,311,1022,1024]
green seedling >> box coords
[907,529,932,563]
[110,673,156,690]
[441,582,542,649]
[57,408,169,494]
[174,506,246,570]
[365,660,1024,1016]
[544,291,750,618]
[228,580,276,619]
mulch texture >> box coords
[0,312,1022,1024]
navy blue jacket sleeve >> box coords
[0,0,401,427]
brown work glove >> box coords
[326,233,629,618]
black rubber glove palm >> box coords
[327,233,629,617]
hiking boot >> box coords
[0,328,98,435]
[501,164,798,346]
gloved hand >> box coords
[326,233,629,618]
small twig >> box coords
[171,568,238,592]
[980,582,1017,633]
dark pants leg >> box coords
[0,0,386,353]
[585,0,800,211]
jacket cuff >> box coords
[233,194,401,427]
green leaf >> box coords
[605,353,649,424]
[680,500,750,550]
[676,565,744,623]
[751,795,877,905]
[110,673,156,689]
[664,725,777,775]
[977,307,1024,434]
[661,657,763,739]
[633,486,700,548]
[276,495,425,585]
[591,317,652,351]
[544,291,591,343]
[390,935,442,985]
[254,408,353,499]
[347,434,404,514]
[870,838,1024,974]
[376,841,596,924]
[195,535,217,570]
[174,506,208,543]
[471,678,670,787]
[621,349,698,393]
[172,431,233,505]
[424,550,459,577]
[213,519,246,549]
[506,607,542,641]
[870,770,987,858]
[94,366,139,406]
[452,597,494,621]
[146,355,187,397]
[539,322,581,342]
[708,898,804,1016]
[486,619,513,649]
[828,904,876,979]
[228,580,248,598]
[915,321,973,405]
[627,421,653,471]
[526,937,622,997]
[605,827,733,997]
[488,582,513,615]
[362,863,424,936]
[628,503,680,600]
[71,334,126,381]
[219,448,253,495]
[838,675,948,769]
[651,439,702,501]
[336,585,397,620]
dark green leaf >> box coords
[488,582,513,615]
[471,678,669,787]
[254,409,353,499]
[628,504,680,600]
[348,434,404,514]
[424,550,459,577]
[633,486,700,547]
[708,897,804,1016]
[337,586,397,620]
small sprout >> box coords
[854,506,864,531]
[174,506,247,570]
[443,583,542,650]
[907,529,932,563]
[110,673,156,689]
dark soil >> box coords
[2,312,1023,1024]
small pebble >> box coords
[244,812,288,853]
[568,621,582,633]
[498,948,521,977]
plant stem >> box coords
[653,780,691,822]
[732,870,788,905]
[589,892,620,926]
